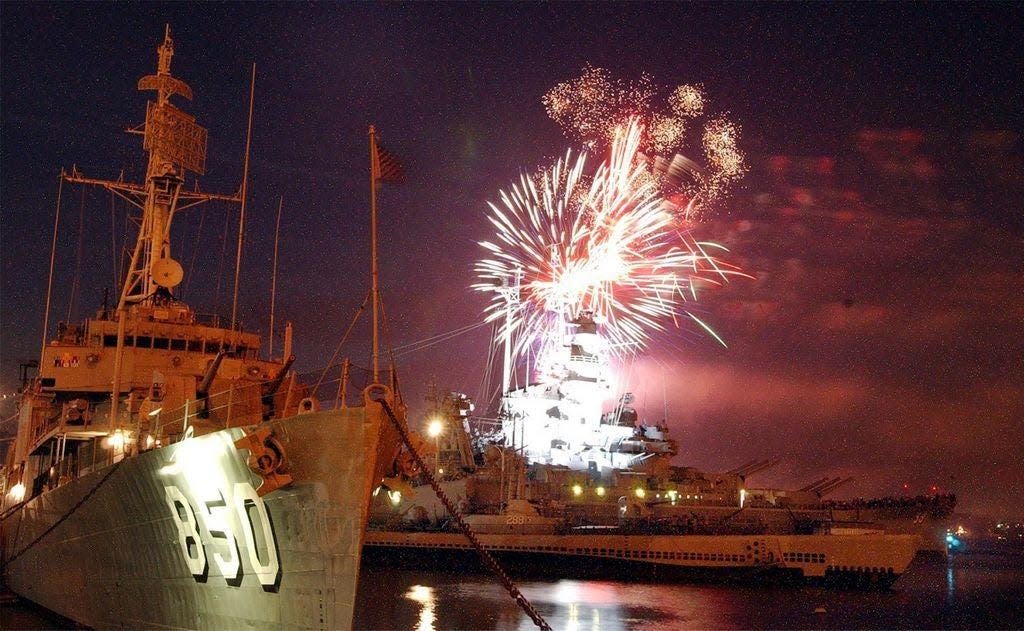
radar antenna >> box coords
[63,25,238,309]
[58,27,244,426]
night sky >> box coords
[2,3,1021,519]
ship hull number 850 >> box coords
[164,483,279,588]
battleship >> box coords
[0,29,405,629]
[366,312,926,587]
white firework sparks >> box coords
[475,120,746,375]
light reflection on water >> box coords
[354,553,1024,630]
[947,559,956,602]
[404,584,436,631]
[550,582,615,631]
[363,572,763,630]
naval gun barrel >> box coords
[196,350,227,418]
[805,477,833,493]
[262,356,295,403]
[816,476,854,497]
[737,458,781,479]
[262,355,295,419]
[726,459,758,476]
[807,477,842,494]
[197,350,227,398]
[799,476,831,492]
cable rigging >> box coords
[109,189,119,294]
[66,185,87,322]
[310,291,370,397]
[211,199,233,321]
[182,202,208,301]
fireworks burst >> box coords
[543,66,746,214]
[475,120,746,375]
[702,117,746,200]
[669,83,705,118]
[542,66,655,148]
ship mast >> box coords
[61,26,242,427]
[124,26,200,306]
[65,26,239,306]
[498,267,523,395]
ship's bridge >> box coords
[40,303,263,394]
[22,300,293,463]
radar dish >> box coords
[152,257,184,288]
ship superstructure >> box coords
[4,27,290,491]
[1,29,404,629]
[501,314,675,473]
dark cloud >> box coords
[634,145,1024,518]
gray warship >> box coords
[0,29,404,629]
[367,314,926,586]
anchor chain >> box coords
[375,397,552,631]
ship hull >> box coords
[374,477,950,558]
[363,530,920,588]
[831,507,951,555]
[1,408,382,630]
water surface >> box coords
[353,553,1024,630]
[3,553,1021,629]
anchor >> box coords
[234,427,293,496]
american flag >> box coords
[373,142,404,183]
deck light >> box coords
[427,419,443,437]
[106,429,125,450]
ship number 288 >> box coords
[164,483,279,588]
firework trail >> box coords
[543,66,746,215]
[474,120,746,377]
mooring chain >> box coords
[6,458,125,566]
[376,398,552,631]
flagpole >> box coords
[268,195,282,358]
[369,125,380,383]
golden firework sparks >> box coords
[543,68,746,211]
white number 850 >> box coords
[164,483,280,588]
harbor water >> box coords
[3,552,1021,629]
